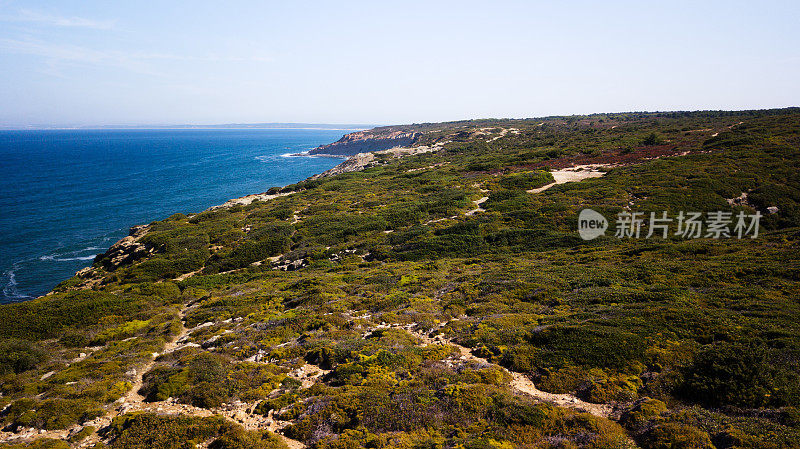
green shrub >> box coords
[526,325,646,371]
[58,331,89,348]
[680,341,798,407]
[108,413,230,449]
[0,438,71,449]
[0,338,47,374]
[68,425,95,443]
[641,422,714,449]
[4,398,95,430]
[207,236,291,272]
[641,132,663,146]
[621,398,667,428]
[0,290,144,340]
[209,426,286,449]
[498,171,554,190]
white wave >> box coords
[256,150,321,161]
[281,150,312,157]
[6,270,17,286]
[57,255,97,262]
[40,244,102,263]
[2,267,30,301]
[40,254,96,262]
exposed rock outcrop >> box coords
[308,129,419,156]
[207,191,294,210]
[309,152,377,179]
[310,142,445,180]
[93,224,153,271]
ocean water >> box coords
[0,129,351,303]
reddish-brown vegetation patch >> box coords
[515,144,714,171]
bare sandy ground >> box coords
[527,165,608,193]
[208,191,294,210]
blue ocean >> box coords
[0,129,351,303]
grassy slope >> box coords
[1,108,800,449]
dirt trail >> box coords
[528,165,607,193]
[6,305,613,448]
[51,305,306,449]
[423,194,488,225]
[107,305,306,449]
[404,324,638,446]
[465,197,488,216]
[125,307,191,405]
[485,127,520,143]
[0,428,71,445]
[398,324,614,419]
[118,306,306,448]
[0,309,190,446]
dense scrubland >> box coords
[2,108,800,449]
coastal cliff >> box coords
[308,127,419,156]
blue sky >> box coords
[0,0,798,127]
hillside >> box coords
[1,108,800,449]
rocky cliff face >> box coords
[93,224,153,271]
[308,129,419,156]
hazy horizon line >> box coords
[2,105,798,131]
[0,122,379,131]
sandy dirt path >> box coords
[402,324,638,447]
[17,304,307,449]
[528,165,608,193]
[401,324,614,418]
[465,196,489,216]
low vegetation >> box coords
[2,108,799,448]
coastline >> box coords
[54,141,370,296]
[4,123,449,303]
[54,135,435,296]
[0,128,350,304]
